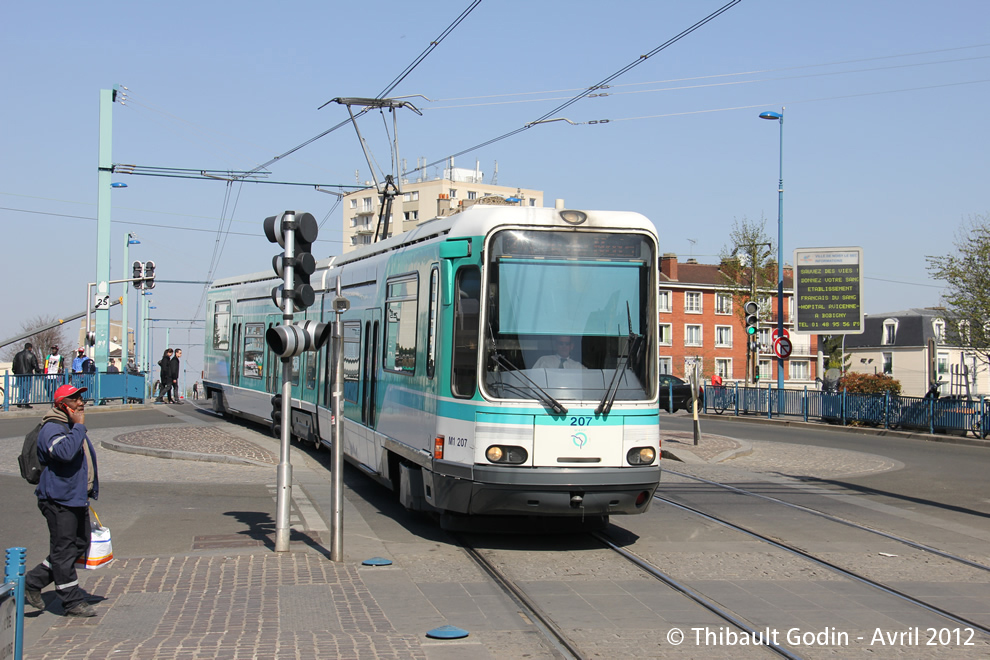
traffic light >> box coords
[132,261,144,290]
[745,301,760,336]
[271,394,282,438]
[143,261,156,289]
[266,320,332,359]
[264,211,319,312]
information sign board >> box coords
[793,247,864,334]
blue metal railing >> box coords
[700,384,989,439]
[2,372,146,411]
[3,547,26,660]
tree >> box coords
[1,315,70,364]
[926,213,990,366]
[717,216,778,383]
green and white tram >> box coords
[204,204,661,523]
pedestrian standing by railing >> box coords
[44,346,63,401]
[12,342,41,408]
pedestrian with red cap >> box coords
[23,383,101,618]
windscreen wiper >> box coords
[490,350,568,415]
[596,303,642,416]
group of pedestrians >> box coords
[155,347,183,404]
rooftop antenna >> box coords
[687,238,697,257]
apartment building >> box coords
[342,164,543,252]
[658,253,817,386]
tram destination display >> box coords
[793,247,864,335]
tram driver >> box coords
[532,336,585,370]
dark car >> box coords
[659,374,702,413]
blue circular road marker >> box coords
[361,557,393,566]
[426,625,469,640]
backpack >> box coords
[18,423,44,485]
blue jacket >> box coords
[35,416,99,507]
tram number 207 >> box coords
[447,437,468,447]
[570,417,593,427]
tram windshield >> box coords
[483,229,656,404]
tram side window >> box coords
[452,266,480,398]
[427,266,439,379]
[342,321,361,402]
[213,300,231,350]
[384,275,419,374]
[242,324,264,379]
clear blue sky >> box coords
[2,1,988,380]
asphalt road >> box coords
[661,413,990,525]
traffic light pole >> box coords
[274,224,296,554]
[330,279,349,562]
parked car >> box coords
[659,374,702,413]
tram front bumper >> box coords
[428,464,660,516]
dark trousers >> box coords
[161,380,175,402]
[25,499,90,610]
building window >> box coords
[467,191,477,200]
[684,356,702,378]
[349,199,357,209]
[758,327,771,353]
[882,352,893,375]
[449,189,457,198]
[715,325,732,348]
[659,323,672,346]
[685,291,702,313]
[658,290,672,313]
[404,210,419,222]
[350,217,357,227]
[933,318,946,343]
[790,360,809,380]
[758,359,772,381]
[715,293,732,315]
[659,357,672,375]
[684,324,702,347]
[937,351,949,380]
[362,197,373,211]
[715,358,732,379]
[882,319,898,345]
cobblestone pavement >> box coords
[7,405,988,659]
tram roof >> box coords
[209,205,655,290]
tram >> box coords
[203,203,661,524]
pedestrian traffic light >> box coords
[745,301,760,336]
[143,261,156,289]
[265,320,332,359]
[264,211,319,312]
[271,394,282,438]
[132,261,144,290]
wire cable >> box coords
[407,0,742,177]
[376,0,483,99]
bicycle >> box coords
[711,385,735,415]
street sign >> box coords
[95,294,111,310]
[772,327,790,341]
[773,336,793,359]
[793,246,864,334]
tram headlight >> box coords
[626,447,656,465]
[485,445,528,464]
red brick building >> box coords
[658,254,818,387]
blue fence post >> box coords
[841,389,847,426]
[734,382,739,416]
[3,372,9,412]
[928,395,934,436]
[803,386,808,422]
[5,546,26,660]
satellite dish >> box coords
[112,336,119,343]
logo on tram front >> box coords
[571,432,588,449]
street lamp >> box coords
[759,108,784,390]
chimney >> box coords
[660,253,678,281]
